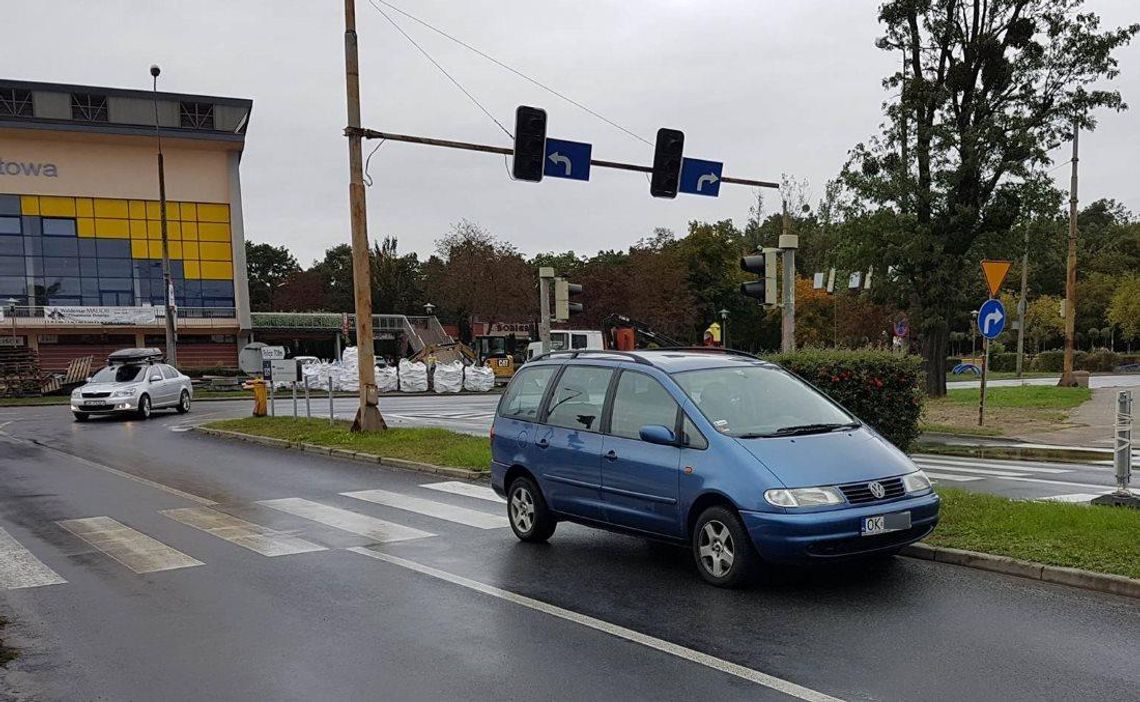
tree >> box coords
[274,270,328,312]
[1107,277,1140,344]
[245,241,300,311]
[1024,294,1065,352]
[371,237,425,315]
[838,0,1137,395]
[310,244,355,313]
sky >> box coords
[6,1,1139,265]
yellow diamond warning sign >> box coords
[981,260,1012,297]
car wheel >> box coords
[692,505,756,588]
[507,475,556,543]
[176,390,191,414]
[73,412,88,422]
[137,394,152,420]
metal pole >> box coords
[328,375,334,426]
[779,201,797,353]
[150,65,177,365]
[343,0,385,431]
[1114,390,1132,493]
[538,268,553,354]
[1060,124,1079,386]
[1016,226,1029,377]
[292,382,298,418]
[305,380,311,419]
[978,335,990,426]
[269,380,275,417]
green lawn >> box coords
[928,488,1140,579]
[944,385,1092,409]
[205,417,491,471]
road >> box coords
[0,403,1137,701]
[947,373,1140,390]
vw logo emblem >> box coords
[868,481,886,499]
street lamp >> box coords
[5,298,16,343]
[150,64,177,364]
[423,302,436,316]
[718,308,729,348]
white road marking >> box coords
[912,464,1030,478]
[420,481,505,504]
[924,471,983,482]
[913,456,1074,474]
[1036,493,1105,503]
[349,548,842,702]
[257,498,434,543]
[57,517,203,573]
[160,507,327,557]
[990,475,1118,490]
[342,489,507,529]
[0,527,67,590]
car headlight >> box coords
[764,486,846,508]
[111,388,136,398]
[901,470,933,494]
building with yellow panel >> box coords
[0,79,252,370]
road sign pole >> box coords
[978,335,990,426]
[269,381,275,417]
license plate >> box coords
[83,401,107,408]
[861,511,911,536]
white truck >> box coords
[524,329,604,361]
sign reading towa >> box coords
[0,159,59,178]
[43,306,159,325]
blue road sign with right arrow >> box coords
[679,157,723,197]
[544,138,592,181]
[977,299,1006,339]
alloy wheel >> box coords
[697,520,736,578]
[510,486,535,534]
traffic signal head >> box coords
[650,128,685,198]
[740,252,778,306]
[554,278,583,321]
[512,105,547,182]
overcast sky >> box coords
[7,1,1139,265]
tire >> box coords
[73,412,88,422]
[692,505,757,588]
[137,394,152,420]
[507,475,556,543]
[176,391,191,414]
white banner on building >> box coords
[43,306,159,325]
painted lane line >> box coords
[257,498,434,543]
[911,464,1030,478]
[420,481,505,504]
[0,527,67,590]
[348,548,842,702]
[912,455,1076,474]
[160,507,327,557]
[1036,493,1106,503]
[342,489,508,529]
[922,471,983,482]
[913,459,1071,475]
[993,475,1118,490]
[56,517,203,574]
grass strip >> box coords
[205,417,491,471]
[943,385,1091,409]
[928,488,1140,580]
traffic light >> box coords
[650,128,685,198]
[512,105,547,182]
[554,277,583,321]
[740,251,778,306]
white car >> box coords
[70,348,193,421]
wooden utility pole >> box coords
[343,0,385,431]
[1060,124,1079,387]
[1015,226,1029,377]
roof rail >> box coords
[651,347,764,360]
[530,349,654,366]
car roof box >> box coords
[107,347,164,365]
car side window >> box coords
[161,365,179,380]
[498,366,556,421]
[681,415,708,450]
[544,366,613,432]
[608,372,679,441]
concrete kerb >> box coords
[192,426,486,481]
[901,543,1140,600]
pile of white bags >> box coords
[398,359,428,392]
[463,365,496,392]
[376,365,399,393]
[433,362,464,394]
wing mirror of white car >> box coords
[149,374,162,382]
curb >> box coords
[901,543,1140,600]
[192,426,487,481]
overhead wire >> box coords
[369,0,653,147]
[368,1,513,140]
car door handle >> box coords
[604,450,618,461]
[536,438,549,449]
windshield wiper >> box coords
[771,422,861,436]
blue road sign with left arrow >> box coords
[977,298,1006,339]
[679,157,723,197]
[544,138,592,181]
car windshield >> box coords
[90,365,146,384]
[673,365,857,438]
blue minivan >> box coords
[490,349,939,587]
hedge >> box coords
[1079,349,1118,372]
[1031,349,1088,372]
[766,349,924,451]
[989,352,1020,372]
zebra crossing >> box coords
[0,482,506,592]
[911,454,1116,500]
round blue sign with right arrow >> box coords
[977,299,1006,339]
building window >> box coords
[0,89,34,118]
[179,102,214,129]
[71,93,108,122]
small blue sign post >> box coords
[976,298,1007,427]
[679,158,723,197]
[544,138,592,181]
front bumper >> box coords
[740,491,940,562]
[71,397,139,414]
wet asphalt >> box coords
[0,403,1136,701]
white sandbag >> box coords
[398,359,428,393]
[376,365,399,393]
[433,362,464,394]
[463,365,496,392]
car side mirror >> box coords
[639,425,677,446]
[149,374,162,383]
